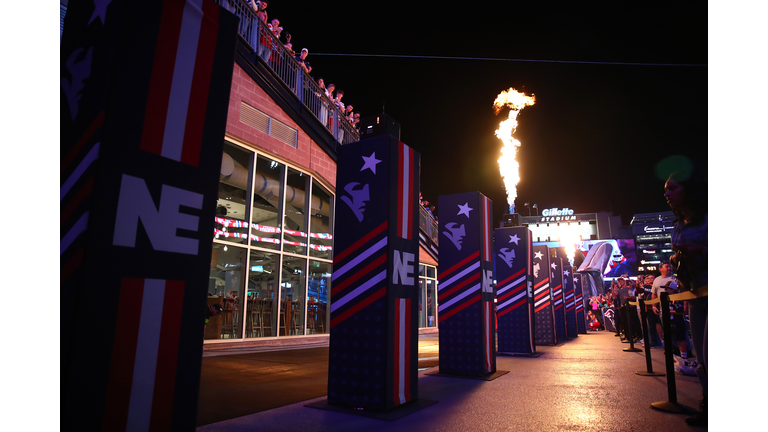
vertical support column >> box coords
[328,135,420,411]
[495,227,535,354]
[573,273,588,334]
[533,245,556,345]
[563,261,578,338]
[61,2,239,430]
[437,192,495,376]
[551,256,567,342]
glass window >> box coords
[280,256,306,335]
[215,143,252,245]
[427,266,436,279]
[245,251,279,338]
[308,260,331,334]
[419,279,426,327]
[283,168,309,255]
[426,279,436,327]
[251,156,284,250]
[206,243,246,339]
[309,180,334,259]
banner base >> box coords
[305,398,438,421]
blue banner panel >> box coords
[573,273,587,334]
[563,261,578,338]
[495,227,535,354]
[437,192,496,376]
[61,1,239,430]
[551,257,567,342]
[533,245,556,345]
[327,135,420,411]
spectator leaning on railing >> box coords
[296,48,311,73]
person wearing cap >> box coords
[296,48,311,73]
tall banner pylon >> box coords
[533,245,556,345]
[328,135,420,411]
[437,192,496,376]
[495,227,535,354]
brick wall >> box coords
[226,63,337,187]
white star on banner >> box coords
[534,251,543,260]
[457,202,473,218]
[551,262,558,270]
[89,0,112,25]
[509,234,520,245]
[564,270,570,276]
[360,152,381,174]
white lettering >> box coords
[392,250,415,285]
[481,269,494,293]
[113,174,203,255]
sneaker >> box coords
[685,398,707,427]
[673,355,698,376]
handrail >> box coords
[419,205,439,246]
[214,0,360,145]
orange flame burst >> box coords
[493,88,535,214]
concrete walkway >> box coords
[198,331,705,431]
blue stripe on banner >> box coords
[332,237,387,281]
[331,270,387,313]
[498,291,527,310]
[497,275,527,295]
[439,282,481,311]
[438,261,480,291]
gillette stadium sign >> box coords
[541,207,574,217]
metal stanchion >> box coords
[650,292,695,413]
[622,299,641,352]
[635,298,664,376]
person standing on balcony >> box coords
[345,104,354,121]
[251,0,267,22]
[254,1,271,62]
[284,42,295,56]
[296,48,312,73]
[334,90,346,143]
[269,18,283,39]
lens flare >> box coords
[493,88,535,214]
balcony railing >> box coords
[215,0,359,145]
[419,205,439,246]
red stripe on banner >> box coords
[497,298,528,318]
[61,111,104,172]
[60,176,95,225]
[438,294,480,323]
[404,298,411,401]
[397,144,404,240]
[534,301,551,313]
[102,278,145,431]
[334,221,387,264]
[438,251,480,280]
[497,268,525,289]
[534,278,549,289]
[485,301,492,372]
[331,254,387,297]
[148,280,185,431]
[534,290,549,301]
[180,0,219,166]
[393,299,400,406]
[140,0,186,156]
[329,286,386,329]
[438,272,480,301]
[406,147,414,240]
[483,198,491,262]
[60,247,84,283]
[555,303,563,310]
[566,305,575,312]
[498,284,526,302]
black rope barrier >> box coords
[622,299,642,352]
[634,298,664,376]
[649,291,699,414]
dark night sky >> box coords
[269,2,708,227]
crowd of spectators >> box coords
[419,192,438,222]
[249,1,362,136]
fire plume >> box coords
[557,223,581,266]
[493,87,535,214]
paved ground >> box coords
[198,331,706,431]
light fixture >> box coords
[223,245,228,251]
